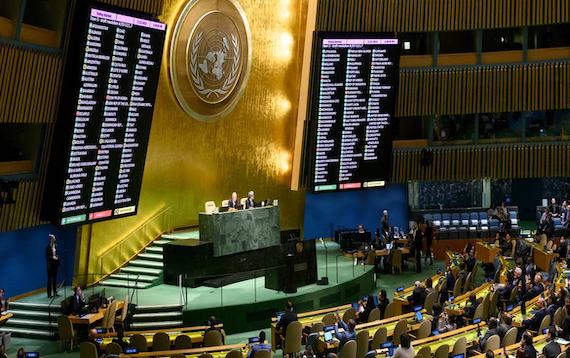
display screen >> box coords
[308,32,400,192]
[42,2,166,226]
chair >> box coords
[371,327,387,348]
[392,320,407,345]
[554,307,566,327]
[205,201,217,213]
[415,346,431,358]
[102,300,119,332]
[502,327,517,347]
[226,350,243,358]
[283,321,302,357]
[339,340,357,358]
[460,213,470,227]
[556,353,567,358]
[306,333,320,355]
[451,336,467,357]
[115,294,129,330]
[547,240,554,250]
[356,330,369,358]
[130,334,147,352]
[367,308,380,322]
[434,344,449,358]
[383,302,400,318]
[424,291,436,315]
[240,198,247,206]
[221,199,229,207]
[472,301,485,321]
[57,315,75,352]
[470,212,480,226]
[174,334,192,349]
[410,320,431,340]
[200,354,214,358]
[203,330,224,347]
[322,313,336,325]
[488,290,500,318]
[391,249,402,274]
[343,308,357,323]
[105,342,122,355]
[538,315,552,333]
[463,272,473,293]
[79,342,98,358]
[253,351,273,358]
[152,332,170,351]
[484,335,500,352]
[453,278,463,297]
[310,322,324,333]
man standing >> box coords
[414,219,425,273]
[228,192,239,208]
[245,191,256,209]
[46,234,59,298]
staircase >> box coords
[99,230,197,289]
[3,301,61,339]
[130,304,184,330]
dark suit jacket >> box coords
[522,284,543,302]
[69,295,85,315]
[542,341,561,358]
[377,298,389,319]
[45,245,59,267]
[228,199,238,208]
[523,308,547,331]
[479,328,499,351]
[245,198,255,209]
[276,311,298,334]
[497,323,512,339]
[466,257,476,273]
[408,287,427,307]
[524,345,538,358]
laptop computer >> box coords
[25,353,39,358]
[249,337,260,344]
[413,306,422,312]
[396,287,404,293]
[323,330,335,343]
[125,348,138,354]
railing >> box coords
[97,206,172,283]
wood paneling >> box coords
[391,143,570,182]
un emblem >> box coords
[169,0,251,121]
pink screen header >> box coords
[322,38,398,46]
[90,8,166,31]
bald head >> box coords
[514,267,522,278]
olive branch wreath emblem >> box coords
[190,31,240,99]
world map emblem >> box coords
[169,0,251,121]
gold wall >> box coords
[77,0,309,277]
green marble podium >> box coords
[198,206,281,257]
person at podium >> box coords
[228,192,239,209]
[245,191,256,209]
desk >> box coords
[69,301,124,326]
[472,334,570,357]
[510,294,545,327]
[374,248,410,256]
[199,206,280,257]
[392,273,444,310]
[119,343,246,358]
[475,242,500,263]
[444,282,492,316]
[530,242,557,272]
[0,313,13,325]
[270,304,352,351]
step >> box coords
[153,239,171,246]
[132,311,183,321]
[135,304,183,313]
[8,302,59,311]
[146,246,163,254]
[0,326,57,339]
[130,320,183,330]
[121,266,162,276]
[110,273,158,283]
[138,252,163,261]
[99,279,151,289]
[130,259,163,269]
[7,309,60,321]
[6,318,57,329]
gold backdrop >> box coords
[76,0,309,278]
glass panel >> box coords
[399,32,434,55]
[524,110,561,140]
[439,31,477,54]
[433,114,475,144]
[416,180,483,209]
[528,24,570,49]
[482,27,523,52]
[478,112,522,142]
[394,116,429,140]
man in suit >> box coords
[479,318,499,351]
[46,234,59,298]
[247,331,271,358]
[464,294,481,319]
[334,315,356,349]
[407,281,427,307]
[245,191,256,209]
[0,288,7,312]
[522,297,547,331]
[542,326,562,358]
[522,273,544,302]
[497,314,513,340]
[275,301,298,337]
[228,192,239,208]
[69,286,85,315]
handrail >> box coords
[96,206,172,283]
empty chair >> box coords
[415,346,431,358]
[310,322,324,333]
[57,315,75,352]
[488,290,500,318]
[221,199,229,207]
[452,336,467,357]
[343,308,357,323]
[502,327,518,347]
[463,272,473,293]
[174,334,193,349]
[472,301,485,321]
[432,213,442,227]
[479,212,489,225]
[470,212,479,226]
[115,294,129,330]
[283,321,302,357]
[105,342,122,355]
[434,344,449,358]
[424,291,436,315]
[484,335,500,352]
[356,330,369,358]
[371,327,387,348]
[205,201,216,213]
[226,350,243,358]
[411,320,431,340]
[460,213,470,226]
[442,213,452,227]
[391,249,402,274]
[101,300,119,332]
[322,313,336,325]
[451,213,461,226]
[392,320,407,345]
[339,340,357,358]
[130,334,147,352]
[203,329,224,347]
[453,278,463,297]
[383,302,400,318]
[367,308,380,322]
[554,307,566,327]
[80,342,98,358]
[152,332,170,351]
